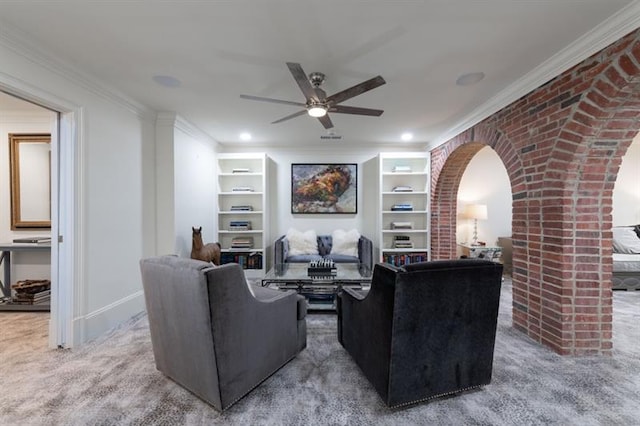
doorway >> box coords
[0,87,76,349]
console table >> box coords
[0,242,51,311]
[262,263,372,311]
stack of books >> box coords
[392,186,413,192]
[230,205,253,211]
[231,186,254,192]
[231,237,254,249]
[232,168,251,173]
[393,235,414,249]
[229,220,252,230]
[392,165,412,173]
[11,279,51,305]
[391,221,413,230]
[391,203,413,211]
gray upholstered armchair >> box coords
[140,256,307,411]
[337,259,503,408]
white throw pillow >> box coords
[612,227,640,254]
[331,229,360,257]
[286,228,319,256]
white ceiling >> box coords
[1,1,639,149]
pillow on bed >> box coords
[612,226,640,254]
[286,228,319,256]
[331,229,360,257]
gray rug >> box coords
[1,280,639,425]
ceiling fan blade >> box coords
[271,110,307,124]
[240,94,306,107]
[326,75,386,105]
[330,105,384,116]
[286,62,319,102]
[317,114,334,129]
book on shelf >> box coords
[12,237,52,243]
[394,242,414,249]
[382,252,428,267]
[392,186,413,192]
[232,168,251,173]
[392,165,412,173]
[230,205,254,211]
[391,222,413,229]
[393,235,413,249]
[391,203,413,211]
[229,220,252,230]
[220,252,263,269]
[12,289,51,304]
[231,237,254,248]
[231,186,254,192]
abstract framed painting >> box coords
[291,163,357,214]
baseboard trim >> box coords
[73,290,146,345]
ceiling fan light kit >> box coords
[307,104,328,117]
[240,62,385,129]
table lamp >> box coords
[464,203,488,246]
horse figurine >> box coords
[191,227,221,265]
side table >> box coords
[458,243,502,263]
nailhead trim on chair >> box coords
[389,383,486,409]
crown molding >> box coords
[0,22,154,121]
[431,1,640,150]
[155,111,219,147]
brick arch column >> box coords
[431,28,640,355]
[528,58,640,355]
[431,125,525,260]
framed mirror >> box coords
[9,133,51,229]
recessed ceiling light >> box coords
[401,132,413,141]
[239,132,252,141]
[456,72,485,86]
[152,75,181,88]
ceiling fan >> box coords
[240,62,386,129]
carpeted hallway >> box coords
[1,280,639,426]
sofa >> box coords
[139,255,307,411]
[274,228,373,271]
[337,259,503,408]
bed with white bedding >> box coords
[613,253,640,290]
[612,226,640,291]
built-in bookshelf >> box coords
[378,152,430,266]
[217,153,269,279]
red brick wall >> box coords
[431,29,640,355]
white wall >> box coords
[613,132,640,226]
[173,120,218,257]
[1,32,156,345]
[457,146,512,247]
[0,108,54,282]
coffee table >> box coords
[261,263,372,311]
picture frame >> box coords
[291,163,357,214]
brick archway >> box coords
[431,126,525,260]
[431,29,640,355]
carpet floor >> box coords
[1,280,639,426]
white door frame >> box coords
[0,79,80,348]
